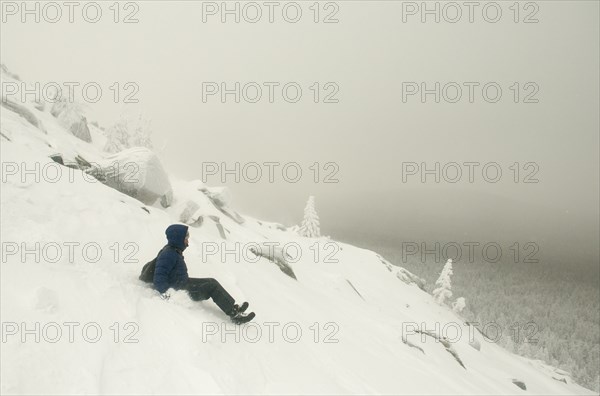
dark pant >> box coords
[184,278,235,315]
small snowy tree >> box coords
[432,259,453,305]
[103,118,129,153]
[452,297,466,313]
[129,113,153,149]
[298,195,321,238]
[103,113,153,153]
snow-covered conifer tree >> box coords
[432,259,453,305]
[298,195,321,238]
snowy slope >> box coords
[0,69,594,395]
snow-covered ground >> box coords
[0,67,594,395]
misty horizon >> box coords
[4,2,598,268]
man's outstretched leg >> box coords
[185,278,234,312]
[185,278,254,323]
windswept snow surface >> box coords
[0,78,594,395]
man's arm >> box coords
[153,250,175,294]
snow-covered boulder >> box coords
[376,254,426,290]
[249,241,297,279]
[166,180,224,226]
[67,115,92,142]
[200,185,245,224]
[179,200,204,225]
[97,147,172,206]
[200,186,231,207]
[51,99,92,142]
[1,98,45,132]
[396,267,426,290]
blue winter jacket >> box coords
[153,224,190,294]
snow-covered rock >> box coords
[51,100,92,143]
[1,98,45,132]
[200,185,246,224]
[377,253,426,290]
[97,147,173,206]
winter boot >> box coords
[227,301,254,324]
[233,302,249,314]
[229,310,256,325]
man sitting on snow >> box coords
[154,224,255,324]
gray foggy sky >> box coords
[1,1,598,264]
